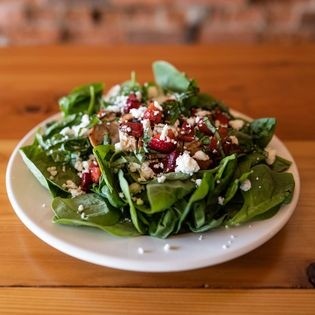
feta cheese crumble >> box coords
[218,196,225,205]
[175,151,200,175]
[240,179,252,192]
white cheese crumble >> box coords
[240,179,252,192]
[78,204,84,212]
[193,150,209,161]
[160,124,169,141]
[129,106,146,119]
[218,196,225,205]
[175,151,200,175]
[195,179,202,186]
[229,135,239,145]
[229,119,244,130]
[105,95,129,113]
[60,114,90,138]
[265,147,277,165]
[141,119,153,137]
[157,175,166,183]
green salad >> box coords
[20,61,295,238]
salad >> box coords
[20,61,295,239]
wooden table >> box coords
[1,44,314,314]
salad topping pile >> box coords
[20,61,295,238]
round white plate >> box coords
[6,114,300,272]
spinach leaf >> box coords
[52,193,121,226]
[51,193,138,236]
[93,144,124,207]
[20,141,79,197]
[250,118,276,148]
[146,179,195,213]
[271,156,292,172]
[59,83,103,116]
[148,208,179,238]
[227,164,295,226]
[118,169,146,234]
[153,60,190,92]
[176,172,214,233]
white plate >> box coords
[6,114,300,272]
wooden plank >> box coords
[0,288,315,315]
[1,140,314,288]
[0,44,314,140]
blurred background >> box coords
[0,0,315,46]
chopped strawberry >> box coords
[213,110,230,126]
[209,136,219,153]
[164,150,179,172]
[90,164,101,183]
[81,172,93,192]
[197,118,213,136]
[222,137,240,155]
[148,134,177,154]
[124,92,141,113]
[218,126,228,138]
[120,122,143,138]
[178,120,195,142]
[143,101,163,124]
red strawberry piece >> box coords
[218,126,228,138]
[148,134,177,154]
[143,101,163,124]
[178,120,195,142]
[81,172,93,192]
[213,110,230,126]
[197,118,213,136]
[89,163,101,183]
[124,92,141,113]
[209,136,219,153]
[120,122,143,138]
[164,150,179,172]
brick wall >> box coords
[0,0,315,46]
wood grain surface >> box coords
[1,44,314,314]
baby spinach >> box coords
[146,179,195,213]
[59,83,103,116]
[250,118,276,148]
[153,60,190,92]
[52,193,121,226]
[227,164,295,226]
[20,140,79,197]
[118,170,146,234]
[148,208,179,238]
[51,193,139,236]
